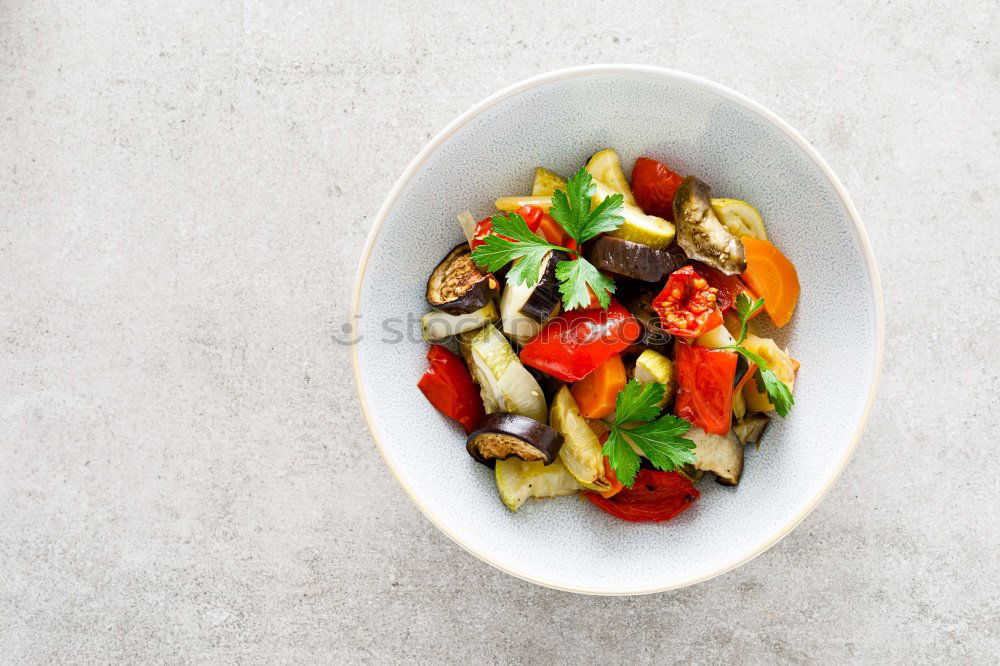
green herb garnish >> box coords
[471,167,624,310]
[720,293,795,417]
[603,379,696,488]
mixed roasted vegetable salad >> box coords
[417,150,801,523]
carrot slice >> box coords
[570,354,626,419]
[740,237,800,327]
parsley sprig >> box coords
[603,379,696,488]
[471,167,624,310]
[721,293,795,417]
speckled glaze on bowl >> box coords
[352,65,883,595]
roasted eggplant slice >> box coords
[623,290,673,353]
[426,243,499,315]
[466,413,564,467]
[586,236,686,282]
[673,177,746,275]
[499,250,566,344]
[734,414,770,446]
[687,426,744,485]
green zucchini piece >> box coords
[495,457,580,512]
[532,167,566,197]
[634,349,676,409]
[586,149,637,206]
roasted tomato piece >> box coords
[673,341,737,435]
[631,157,685,220]
[692,263,758,313]
[652,265,723,338]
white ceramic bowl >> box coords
[352,65,883,595]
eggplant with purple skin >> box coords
[673,176,746,275]
[499,250,566,344]
[586,236,687,282]
[734,414,770,446]
[687,426,744,486]
[466,413,564,467]
[426,243,499,315]
[622,290,673,354]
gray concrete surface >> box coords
[1,1,998,663]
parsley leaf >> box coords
[602,432,640,490]
[611,379,664,424]
[471,213,560,287]
[555,258,615,310]
[549,167,625,243]
[721,295,795,417]
[467,167,626,311]
[624,416,697,472]
[757,367,795,417]
[732,292,765,344]
[602,379,695,488]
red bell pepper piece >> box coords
[471,205,543,249]
[518,299,641,382]
[416,345,484,434]
[584,469,699,522]
[535,211,577,252]
[673,341,737,435]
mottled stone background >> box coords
[1,1,997,663]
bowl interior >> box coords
[354,69,879,594]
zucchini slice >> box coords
[421,302,497,341]
[549,386,612,492]
[532,167,566,197]
[496,363,548,423]
[633,349,676,408]
[495,457,580,512]
[426,244,499,315]
[594,180,675,249]
[495,195,553,213]
[466,413,564,467]
[711,198,767,241]
[586,149,637,206]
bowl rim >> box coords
[351,64,885,595]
